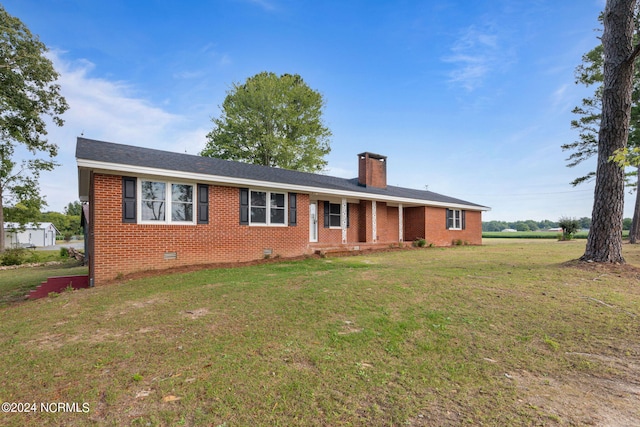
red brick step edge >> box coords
[28,275,90,300]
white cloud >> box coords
[550,83,572,112]
[54,56,184,147]
[443,25,505,91]
[35,52,209,212]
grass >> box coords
[0,240,638,426]
[0,251,87,306]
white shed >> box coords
[4,222,59,248]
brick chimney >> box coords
[358,152,387,189]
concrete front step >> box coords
[309,242,405,256]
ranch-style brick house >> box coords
[76,137,489,286]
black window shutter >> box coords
[462,210,466,230]
[323,201,330,228]
[122,177,137,223]
[446,208,451,229]
[288,193,297,226]
[197,184,209,224]
[240,188,249,225]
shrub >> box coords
[413,238,427,248]
[26,251,40,263]
[1,248,28,266]
[59,247,69,258]
[558,216,580,241]
[452,239,470,246]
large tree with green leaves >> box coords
[0,5,68,249]
[563,44,603,187]
[580,0,640,263]
[564,16,640,244]
[201,72,331,173]
[63,200,82,216]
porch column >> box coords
[372,201,377,242]
[341,198,348,244]
[398,203,403,242]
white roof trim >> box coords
[4,222,59,232]
[77,158,491,212]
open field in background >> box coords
[481,231,633,239]
[0,240,638,426]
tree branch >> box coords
[629,42,640,64]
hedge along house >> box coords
[76,137,489,286]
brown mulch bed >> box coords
[561,258,640,280]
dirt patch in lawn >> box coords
[509,354,640,426]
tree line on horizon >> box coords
[483,217,633,232]
[483,218,586,232]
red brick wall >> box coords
[358,201,371,242]
[358,156,367,187]
[356,201,398,243]
[424,206,482,246]
[358,154,387,189]
[90,173,483,284]
[382,205,399,242]
[404,206,426,241]
[317,201,360,244]
[459,210,483,245]
[91,174,310,285]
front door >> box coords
[309,202,318,242]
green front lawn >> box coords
[0,241,638,426]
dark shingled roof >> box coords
[76,137,487,209]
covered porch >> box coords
[307,196,411,253]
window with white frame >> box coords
[250,190,286,225]
[446,208,464,230]
[171,183,194,222]
[140,180,194,223]
[323,201,350,228]
[328,202,341,227]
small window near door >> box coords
[323,201,350,228]
[329,203,341,227]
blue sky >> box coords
[4,0,624,222]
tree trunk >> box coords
[0,185,3,252]
[630,166,640,243]
[581,0,638,263]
